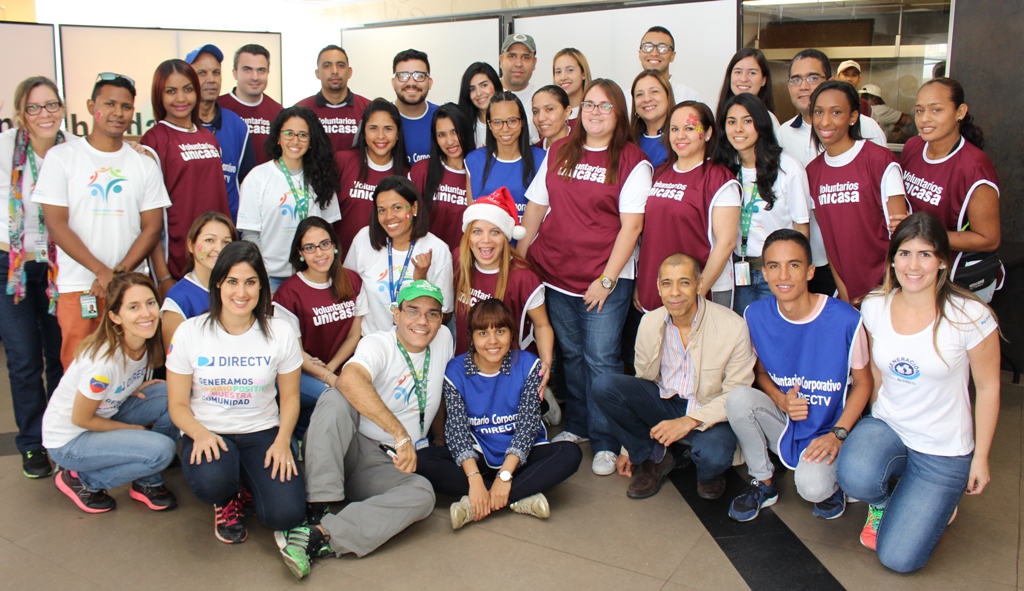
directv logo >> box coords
[198,356,215,367]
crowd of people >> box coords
[0,26,1003,579]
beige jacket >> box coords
[634,297,756,429]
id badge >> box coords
[734,261,751,287]
[80,295,99,319]
[415,437,429,451]
[34,240,48,262]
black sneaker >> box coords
[130,482,178,511]
[238,487,256,517]
[22,449,53,479]
[54,468,116,513]
[214,498,248,544]
[306,502,331,526]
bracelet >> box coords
[158,275,173,283]
[395,437,412,449]
[465,471,481,479]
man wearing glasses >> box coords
[499,33,540,143]
[279,280,453,579]
[218,44,282,165]
[296,44,370,153]
[32,73,170,369]
[637,27,700,103]
[391,49,437,165]
[776,49,889,297]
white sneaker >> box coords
[510,493,550,519]
[592,450,617,476]
[542,389,562,426]
[551,431,587,444]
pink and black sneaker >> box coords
[54,469,116,513]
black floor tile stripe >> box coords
[669,464,846,591]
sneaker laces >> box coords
[218,499,243,527]
[865,504,883,531]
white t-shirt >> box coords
[237,161,342,277]
[861,293,996,456]
[0,130,84,256]
[165,314,303,435]
[42,346,149,449]
[778,115,890,267]
[343,227,454,334]
[736,153,811,259]
[509,82,540,144]
[672,81,701,103]
[345,326,454,445]
[31,139,171,292]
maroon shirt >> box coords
[807,141,899,302]
[637,162,738,312]
[217,91,283,165]
[295,90,370,153]
[527,140,648,295]
[140,121,230,279]
[334,149,396,254]
[409,158,469,251]
[273,269,363,362]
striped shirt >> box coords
[658,299,701,412]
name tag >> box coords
[80,295,99,319]
[734,261,751,286]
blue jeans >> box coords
[269,275,288,293]
[47,382,178,490]
[0,255,63,453]
[837,417,971,573]
[733,269,772,315]
[592,373,737,482]
[297,371,332,439]
[545,280,633,453]
[180,426,306,530]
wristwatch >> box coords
[599,275,615,290]
[497,470,513,482]
[831,426,849,441]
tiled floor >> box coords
[0,342,1020,591]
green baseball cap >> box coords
[397,280,443,306]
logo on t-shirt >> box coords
[89,375,110,393]
[817,181,860,205]
[87,167,127,203]
[320,116,358,135]
[889,357,920,382]
[650,181,688,201]
[902,171,943,206]
[196,355,273,367]
[559,163,606,183]
[242,117,270,136]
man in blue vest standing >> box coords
[726,229,872,522]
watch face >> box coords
[834,427,849,440]
[499,470,512,482]
[601,278,613,289]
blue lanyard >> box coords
[387,238,417,308]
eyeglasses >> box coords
[400,307,443,322]
[787,74,825,87]
[394,71,429,83]
[487,117,521,129]
[24,101,63,115]
[96,72,136,88]
[639,42,673,54]
[300,239,334,254]
[580,101,614,114]
[280,130,311,142]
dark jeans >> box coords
[593,373,737,482]
[416,441,583,503]
[0,255,62,453]
[180,427,306,530]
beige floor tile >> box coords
[957,467,1019,523]
[659,581,705,591]
[0,537,104,590]
[668,532,750,591]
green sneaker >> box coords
[281,525,327,579]
[860,504,884,551]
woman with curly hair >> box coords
[237,106,341,292]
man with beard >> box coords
[185,44,255,222]
[391,49,437,165]
[296,45,369,153]
[218,44,282,165]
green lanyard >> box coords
[738,168,758,259]
[25,144,47,240]
[277,159,310,220]
[396,339,430,438]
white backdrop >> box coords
[0,23,57,132]
[341,18,501,107]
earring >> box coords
[940,264,947,269]
[334,249,338,254]
[299,256,305,262]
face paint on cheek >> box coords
[95,111,103,120]
[194,244,206,262]
[686,113,704,135]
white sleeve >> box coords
[272,302,302,337]
[712,180,742,208]
[525,283,545,310]
[861,116,889,148]
[160,297,185,318]
[618,160,653,214]
[236,169,264,232]
[276,322,304,373]
[140,155,172,211]
[784,166,811,224]
[30,150,69,206]
[345,332,391,377]
[525,152,551,206]
[165,321,195,375]
[882,162,906,197]
[317,192,342,223]
[354,284,370,317]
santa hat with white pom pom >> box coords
[461,186,527,241]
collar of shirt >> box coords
[463,350,513,376]
[315,89,353,108]
[203,102,224,132]
[790,116,804,129]
[663,297,702,334]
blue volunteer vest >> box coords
[444,351,547,468]
[745,296,862,468]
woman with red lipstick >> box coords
[636,101,741,313]
[531,86,571,150]
[335,99,407,252]
[806,81,908,304]
[141,59,231,294]
[552,48,591,130]
[899,78,1000,301]
[458,63,503,149]
[408,103,473,251]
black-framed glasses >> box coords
[401,307,443,322]
[280,130,311,142]
[300,239,335,254]
[394,71,429,83]
[487,117,522,129]
[787,74,825,87]
[24,101,63,115]
[639,42,673,54]
[581,101,614,114]
[96,72,136,88]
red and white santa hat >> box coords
[462,187,527,241]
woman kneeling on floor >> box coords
[417,298,582,528]
[43,272,178,513]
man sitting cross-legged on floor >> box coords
[726,229,871,522]
[592,253,754,500]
